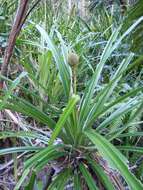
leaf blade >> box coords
[85,129,143,190]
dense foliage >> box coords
[0,0,143,189]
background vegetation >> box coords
[0,0,143,189]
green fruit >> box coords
[68,52,79,67]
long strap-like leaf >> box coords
[49,94,80,145]
[85,129,143,190]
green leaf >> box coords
[0,72,27,110]
[122,0,143,54]
[108,101,143,140]
[34,151,65,172]
[87,158,115,190]
[49,94,80,145]
[79,28,120,128]
[103,87,143,114]
[79,16,143,128]
[5,97,56,129]
[24,171,36,190]
[14,168,30,190]
[79,163,99,190]
[85,129,143,190]
[96,97,142,131]
[14,146,63,190]
[0,74,56,112]
[0,131,48,143]
[36,25,71,98]
[117,146,143,153]
[48,169,71,190]
[82,54,134,130]
[0,147,42,155]
[38,51,52,89]
[114,16,143,50]
[118,132,143,138]
[74,172,82,190]
[24,145,60,169]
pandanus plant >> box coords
[0,17,143,190]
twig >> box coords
[5,109,28,131]
[0,0,29,88]
[0,0,42,89]
[0,152,26,171]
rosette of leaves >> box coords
[0,17,143,190]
